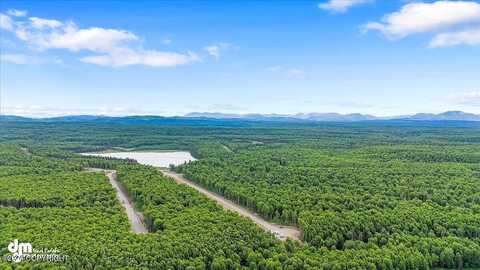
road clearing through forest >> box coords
[106,170,148,234]
[160,170,301,241]
[86,168,148,234]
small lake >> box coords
[82,151,196,167]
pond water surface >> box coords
[82,151,196,167]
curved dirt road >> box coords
[160,170,301,241]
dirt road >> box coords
[160,170,301,241]
[105,170,148,234]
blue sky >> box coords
[1,0,479,117]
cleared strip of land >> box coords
[86,168,148,234]
[160,170,301,241]
[106,171,148,234]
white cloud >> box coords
[286,69,306,80]
[1,53,63,65]
[338,101,373,109]
[1,53,30,64]
[363,1,480,38]
[430,27,480,47]
[9,20,136,52]
[0,11,200,67]
[319,0,372,13]
[39,25,138,52]
[0,13,14,31]
[267,66,307,80]
[7,9,27,17]
[80,48,199,67]
[204,45,220,58]
[204,43,231,59]
[207,104,247,112]
[449,91,480,106]
[266,65,282,72]
[29,17,63,29]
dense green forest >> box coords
[0,119,479,269]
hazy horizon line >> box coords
[1,110,478,119]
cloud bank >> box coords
[3,105,165,117]
[449,91,480,106]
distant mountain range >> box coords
[184,112,378,121]
[1,111,479,123]
[185,111,480,122]
[403,111,480,121]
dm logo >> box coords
[7,239,32,263]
